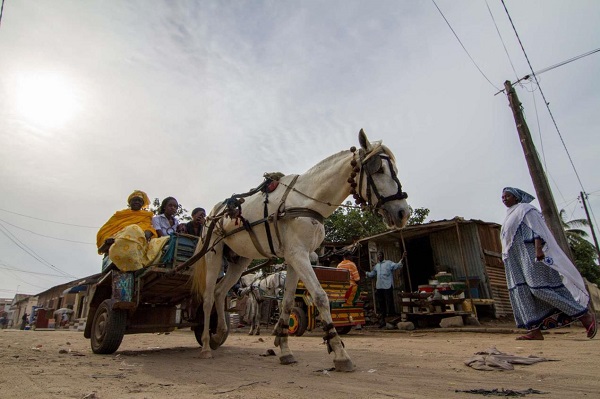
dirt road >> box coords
[1,325,598,399]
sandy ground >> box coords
[1,323,598,399]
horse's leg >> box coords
[212,260,249,347]
[247,295,256,335]
[255,298,261,335]
[288,255,355,372]
[273,267,300,365]
[198,250,222,359]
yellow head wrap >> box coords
[127,190,150,209]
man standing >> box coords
[337,253,360,306]
[366,251,406,328]
[20,313,28,330]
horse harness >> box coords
[171,145,407,272]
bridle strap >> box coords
[358,153,407,210]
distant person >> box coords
[337,253,360,306]
[366,251,406,328]
[184,207,206,236]
[20,313,28,330]
[97,190,170,272]
[152,197,186,237]
[500,187,596,340]
[0,315,7,329]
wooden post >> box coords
[455,220,477,318]
[400,232,413,292]
[504,80,573,261]
[581,191,600,261]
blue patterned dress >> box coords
[504,223,587,330]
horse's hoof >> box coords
[280,354,297,365]
[334,359,355,372]
[248,331,253,336]
[209,334,226,350]
[255,331,261,336]
[198,350,213,359]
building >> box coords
[356,217,513,320]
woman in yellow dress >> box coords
[96,190,169,272]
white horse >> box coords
[240,270,286,335]
[192,130,410,371]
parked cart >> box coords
[288,266,365,336]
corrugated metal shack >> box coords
[357,217,513,319]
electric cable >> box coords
[0,218,95,245]
[501,0,587,194]
[485,0,519,82]
[431,0,500,91]
[0,208,99,228]
[0,222,77,278]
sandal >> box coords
[516,330,544,340]
[585,312,597,339]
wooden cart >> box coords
[84,234,227,354]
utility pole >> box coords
[504,80,573,260]
[580,191,600,261]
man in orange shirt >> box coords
[337,253,360,306]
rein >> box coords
[171,142,407,273]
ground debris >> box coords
[455,388,546,397]
[260,349,276,357]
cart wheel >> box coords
[337,325,352,335]
[288,307,307,337]
[91,299,126,354]
[193,308,230,350]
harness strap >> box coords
[273,175,299,249]
[241,216,273,259]
[263,190,277,257]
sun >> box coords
[14,72,79,130]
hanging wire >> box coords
[484,0,519,82]
[431,0,500,91]
[0,218,95,245]
[0,222,77,278]
[501,0,587,193]
[0,208,99,228]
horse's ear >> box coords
[358,129,373,152]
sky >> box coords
[1,1,599,297]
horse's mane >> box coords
[302,142,395,176]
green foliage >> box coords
[560,209,600,285]
[150,198,191,222]
[407,207,430,226]
[324,202,430,242]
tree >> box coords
[559,209,600,285]
[324,202,430,242]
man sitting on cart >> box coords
[96,190,170,272]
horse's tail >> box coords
[191,252,208,300]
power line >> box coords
[0,208,99,229]
[484,0,519,82]
[0,222,77,278]
[501,0,587,194]
[0,264,69,278]
[0,218,95,245]
[431,0,500,91]
[517,48,600,84]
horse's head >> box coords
[351,129,411,229]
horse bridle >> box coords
[349,146,408,209]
